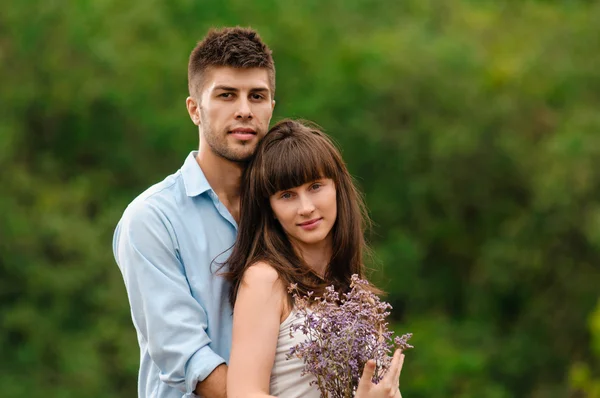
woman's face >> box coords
[269,178,337,250]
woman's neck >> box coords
[291,234,333,277]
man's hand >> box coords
[194,364,227,398]
[355,349,405,398]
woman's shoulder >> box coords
[239,262,290,318]
[241,261,284,290]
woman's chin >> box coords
[294,231,331,246]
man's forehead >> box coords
[205,66,271,91]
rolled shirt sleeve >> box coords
[113,201,225,394]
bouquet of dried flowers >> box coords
[287,274,413,398]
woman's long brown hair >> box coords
[221,119,377,308]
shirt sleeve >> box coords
[113,200,225,394]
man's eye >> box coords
[219,93,233,98]
[251,94,264,100]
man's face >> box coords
[188,66,275,162]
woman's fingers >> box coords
[385,350,400,398]
[359,359,376,386]
[384,350,401,382]
[357,352,406,398]
[383,349,403,397]
[394,351,404,393]
[395,350,404,382]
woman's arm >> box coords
[227,262,286,398]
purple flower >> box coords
[286,274,414,397]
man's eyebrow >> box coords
[212,85,270,93]
[213,85,238,92]
[250,87,270,93]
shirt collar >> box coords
[181,151,212,197]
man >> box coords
[113,27,276,398]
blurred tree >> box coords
[570,300,600,397]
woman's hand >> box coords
[355,349,405,398]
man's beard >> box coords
[200,106,258,163]
[201,118,257,163]
[205,129,253,163]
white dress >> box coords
[269,309,321,397]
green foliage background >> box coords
[1,1,599,397]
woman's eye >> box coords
[311,183,322,190]
[281,192,292,199]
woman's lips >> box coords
[298,218,323,231]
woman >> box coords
[223,119,404,397]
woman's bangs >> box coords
[262,140,337,196]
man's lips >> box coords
[229,127,256,134]
[229,128,256,141]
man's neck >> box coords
[196,147,244,223]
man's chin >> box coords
[221,150,256,164]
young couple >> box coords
[113,27,405,398]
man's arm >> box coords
[195,364,227,397]
[113,201,225,396]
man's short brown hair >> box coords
[188,26,275,98]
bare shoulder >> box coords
[240,261,286,297]
[242,261,280,285]
[238,262,291,323]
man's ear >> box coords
[271,99,276,111]
[186,96,201,126]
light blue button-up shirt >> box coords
[113,151,236,398]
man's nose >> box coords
[235,98,253,120]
